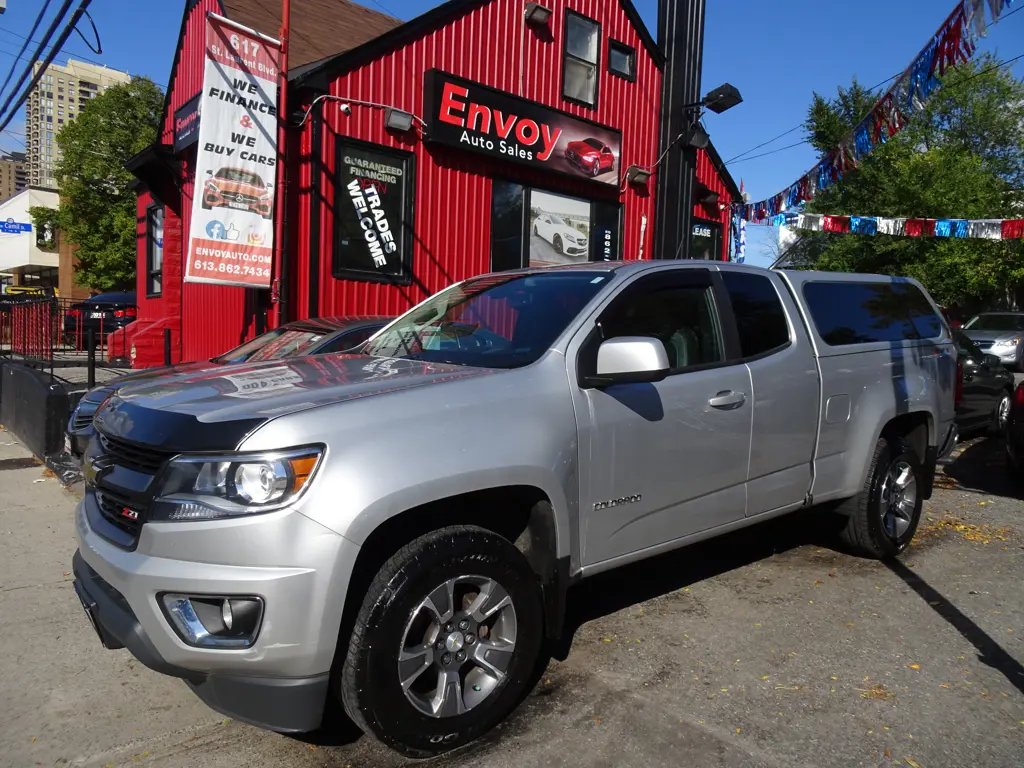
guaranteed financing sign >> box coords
[186,13,281,288]
[424,69,622,187]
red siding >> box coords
[693,148,733,261]
[295,0,662,320]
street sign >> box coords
[0,217,31,234]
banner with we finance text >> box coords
[186,13,281,288]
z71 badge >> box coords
[593,495,641,511]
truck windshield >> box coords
[361,271,611,368]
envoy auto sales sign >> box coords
[186,13,281,288]
[424,70,622,187]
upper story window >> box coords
[563,11,599,108]
[608,40,636,81]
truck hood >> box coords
[93,354,493,451]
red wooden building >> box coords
[125,0,741,367]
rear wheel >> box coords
[836,437,923,558]
[339,526,543,757]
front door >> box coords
[573,268,752,566]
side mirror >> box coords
[984,354,1002,368]
[205,169,213,175]
[582,337,669,388]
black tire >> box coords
[340,526,543,758]
[553,235,562,254]
[533,224,538,236]
[835,437,924,559]
[201,198,211,210]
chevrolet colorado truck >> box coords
[72,261,956,756]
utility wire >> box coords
[724,6,1023,166]
[0,0,76,129]
[729,51,1024,167]
[0,0,94,135]
[0,23,100,65]
[71,9,101,54]
[0,1,53,115]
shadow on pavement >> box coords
[885,558,1024,695]
[550,509,845,661]
[941,436,1023,499]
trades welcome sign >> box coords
[424,70,622,187]
[186,13,281,288]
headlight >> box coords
[994,337,1021,347]
[563,233,577,244]
[148,446,323,521]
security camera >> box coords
[338,103,352,116]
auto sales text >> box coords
[347,179,396,268]
[438,82,561,161]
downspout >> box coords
[270,0,291,326]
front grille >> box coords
[72,409,92,431]
[226,192,259,204]
[97,431,173,475]
[95,486,146,536]
[974,339,996,347]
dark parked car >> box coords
[65,315,389,457]
[63,292,138,345]
[954,330,1014,438]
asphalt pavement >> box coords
[1,427,1021,768]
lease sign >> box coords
[186,13,281,288]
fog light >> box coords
[160,594,264,648]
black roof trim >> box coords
[291,0,663,90]
[703,140,742,203]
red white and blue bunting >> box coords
[756,212,1024,240]
[739,0,1017,224]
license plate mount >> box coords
[229,202,248,210]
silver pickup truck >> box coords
[72,261,956,756]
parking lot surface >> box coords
[1,429,1021,767]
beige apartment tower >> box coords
[25,59,130,190]
[0,150,26,201]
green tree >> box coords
[790,55,1024,307]
[54,76,163,291]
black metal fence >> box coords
[0,296,131,384]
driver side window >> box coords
[600,283,725,370]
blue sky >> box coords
[0,0,1020,266]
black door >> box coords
[955,330,1002,433]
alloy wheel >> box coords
[879,459,918,541]
[998,394,1011,430]
[398,575,517,718]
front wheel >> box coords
[992,390,1012,434]
[340,526,543,757]
[553,235,563,254]
[835,437,924,558]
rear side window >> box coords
[721,271,790,358]
[802,281,943,346]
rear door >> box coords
[718,268,819,516]
[572,267,753,566]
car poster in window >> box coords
[186,13,281,288]
[529,190,591,267]
[333,140,414,282]
[425,70,621,187]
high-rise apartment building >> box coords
[0,150,26,200]
[25,59,131,190]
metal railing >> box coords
[0,296,132,383]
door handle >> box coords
[708,390,746,409]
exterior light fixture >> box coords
[700,189,721,206]
[384,107,415,132]
[684,125,710,149]
[625,165,651,188]
[524,1,552,26]
[701,83,743,114]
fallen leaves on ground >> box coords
[914,514,1014,545]
[908,663,921,670]
[858,683,895,700]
